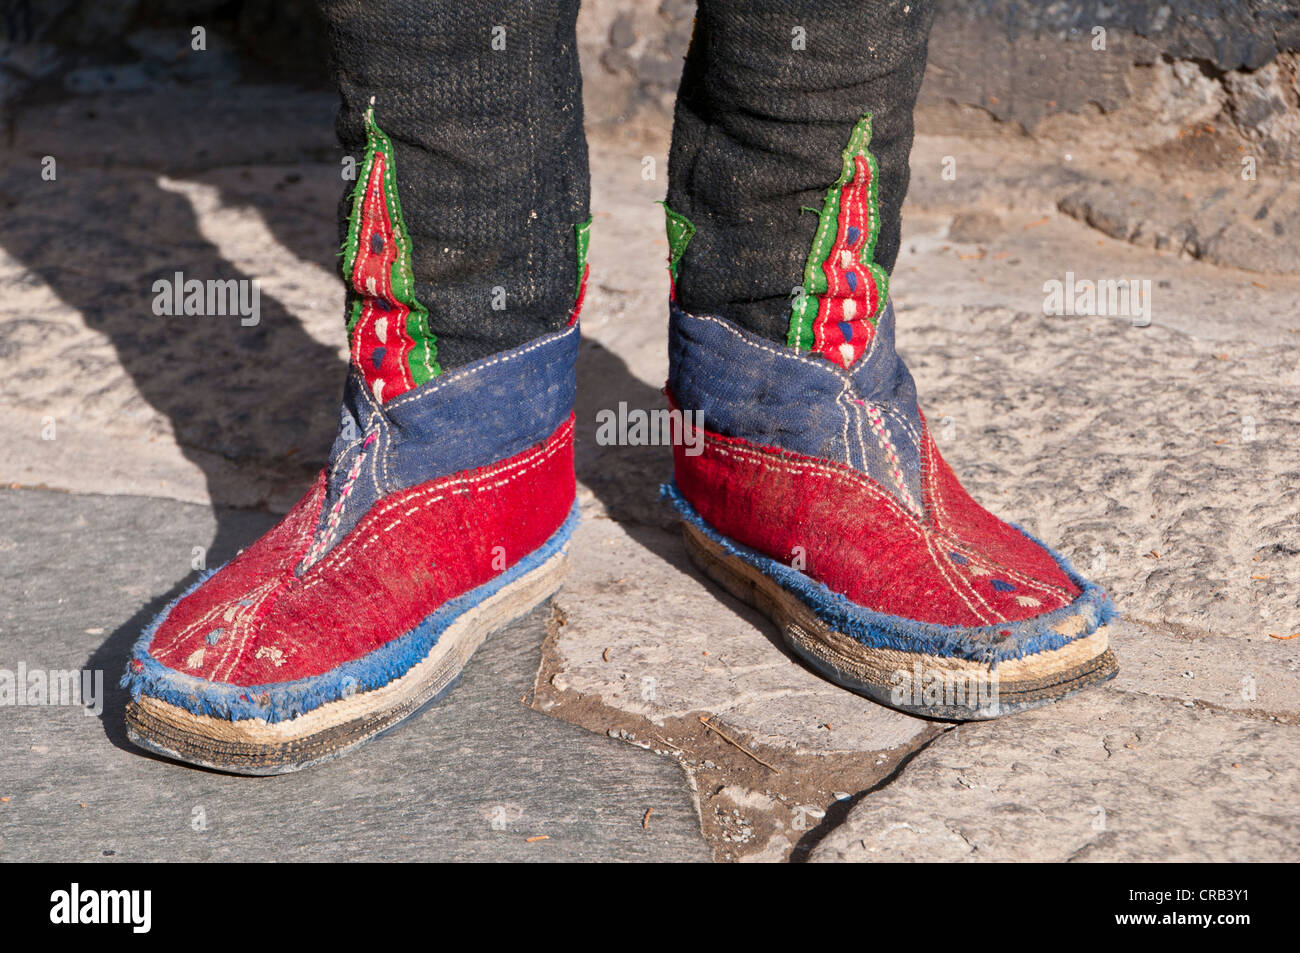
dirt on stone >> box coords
[529,605,946,862]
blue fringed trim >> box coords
[662,482,1116,665]
[121,502,580,723]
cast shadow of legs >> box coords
[573,332,781,643]
[0,167,349,752]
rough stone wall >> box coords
[3,1,1298,165]
[919,1,1300,165]
[6,1,1296,134]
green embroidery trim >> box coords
[341,109,379,333]
[574,216,592,299]
[659,201,696,282]
[787,112,890,352]
[341,102,440,382]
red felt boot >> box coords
[662,115,1117,719]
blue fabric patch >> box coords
[990,579,1016,592]
[668,302,924,508]
[313,321,579,564]
[663,482,1116,665]
[122,503,580,724]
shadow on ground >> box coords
[0,163,346,751]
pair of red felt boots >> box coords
[121,114,1117,774]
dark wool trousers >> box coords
[320,0,935,368]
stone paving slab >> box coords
[809,679,1300,863]
[801,612,1300,862]
[1110,625,1300,721]
[0,489,710,862]
[533,512,942,861]
[542,514,930,758]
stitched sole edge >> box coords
[681,520,1117,720]
[125,548,568,774]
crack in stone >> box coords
[788,722,961,863]
[1109,684,1300,726]
[533,603,948,862]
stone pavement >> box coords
[1,72,1298,860]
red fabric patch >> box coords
[147,418,576,685]
[350,151,420,402]
[812,155,885,368]
[570,263,589,326]
[672,409,1080,627]
[917,416,1077,615]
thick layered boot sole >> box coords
[125,550,567,775]
[681,520,1117,720]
